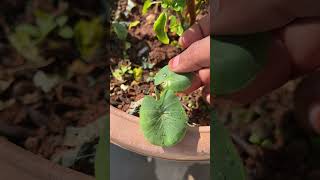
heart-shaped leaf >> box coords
[154,65,192,92]
[140,90,188,147]
[212,33,271,96]
[154,12,170,44]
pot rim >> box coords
[110,105,210,161]
[0,137,93,180]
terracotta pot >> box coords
[110,105,210,161]
[0,137,93,180]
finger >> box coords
[216,34,292,104]
[216,18,320,104]
[169,36,210,73]
[281,18,320,76]
[184,68,210,94]
[202,86,210,104]
[212,0,320,35]
[179,15,210,48]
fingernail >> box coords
[179,37,185,47]
[206,95,210,104]
[171,55,180,69]
[309,105,320,134]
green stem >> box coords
[155,86,160,100]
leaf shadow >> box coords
[162,127,201,157]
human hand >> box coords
[212,0,320,104]
[168,15,211,103]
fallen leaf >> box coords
[33,71,62,93]
[62,120,100,147]
[126,98,143,115]
[128,20,140,30]
[120,84,129,91]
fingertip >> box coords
[168,55,180,71]
[206,94,210,104]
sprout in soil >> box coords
[143,0,199,44]
[139,65,192,147]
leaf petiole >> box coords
[154,86,160,100]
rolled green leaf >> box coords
[212,33,271,96]
[154,65,192,92]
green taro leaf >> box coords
[154,65,192,92]
[142,0,152,15]
[212,33,271,96]
[154,12,170,44]
[140,89,188,147]
[211,110,247,180]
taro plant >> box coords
[143,0,200,44]
[139,65,192,147]
[212,33,271,180]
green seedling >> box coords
[74,18,104,61]
[111,61,133,82]
[133,67,143,81]
[143,0,199,44]
[139,65,192,147]
[8,10,74,64]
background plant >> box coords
[143,0,201,44]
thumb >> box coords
[168,36,210,73]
